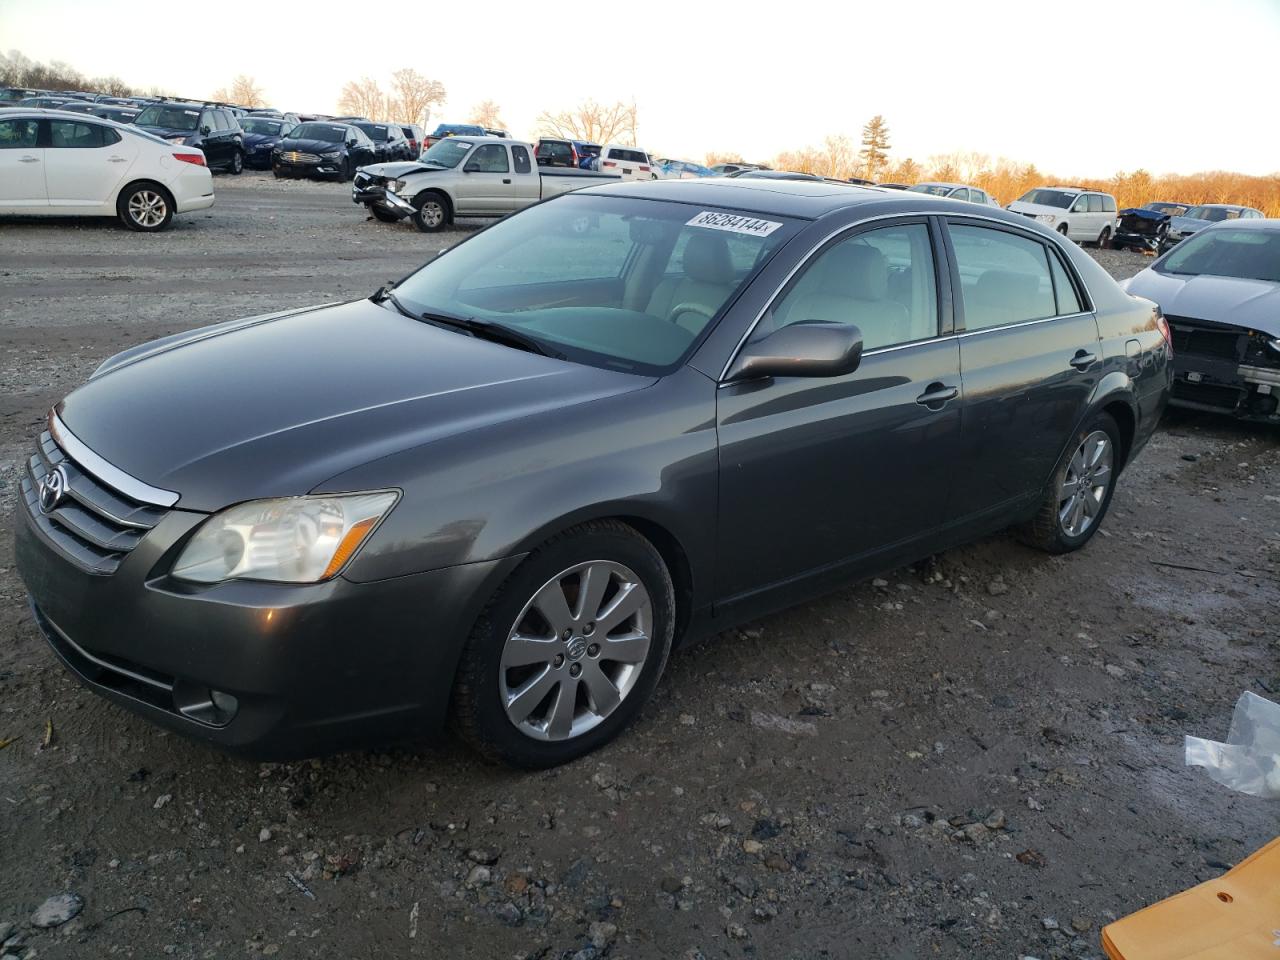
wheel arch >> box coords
[1085,372,1140,468]
[412,186,454,222]
[117,177,175,210]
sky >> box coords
[3,0,1279,177]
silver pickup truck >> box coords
[352,135,620,232]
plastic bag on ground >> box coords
[1185,691,1280,798]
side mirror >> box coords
[347,138,358,146]
[199,125,211,135]
[724,322,863,383]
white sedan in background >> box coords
[0,108,214,231]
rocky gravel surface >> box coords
[1,177,1277,959]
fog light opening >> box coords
[173,680,239,727]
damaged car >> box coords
[1112,201,1190,253]
[1159,203,1264,254]
[1125,219,1280,423]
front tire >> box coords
[370,205,400,223]
[411,192,449,232]
[116,182,174,232]
[452,520,675,768]
[1019,412,1121,554]
[1057,223,1069,238]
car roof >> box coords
[1191,203,1252,211]
[580,176,1033,221]
[914,181,966,189]
[0,106,131,127]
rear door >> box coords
[45,119,139,208]
[510,144,539,208]
[716,218,964,605]
[0,117,46,209]
[944,219,1100,520]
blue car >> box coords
[240,116,297,169]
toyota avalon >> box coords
[15,180,1170,767]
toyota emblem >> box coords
[38,465,68,514]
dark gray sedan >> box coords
[15,180,1171,766]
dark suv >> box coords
[134,101,246,174]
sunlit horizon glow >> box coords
[3,0,1279,177]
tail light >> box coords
[1156,309,1172,351]
[174,152,206,167]
[602,160,616,168]
[639,165,650,172]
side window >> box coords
[1048,250,1084,315]
[951,188,971,202]
[469,143,509,173]
[949,224,1058,330]
[1086,195,1103,213]
[1070,195,1088,213]
[1101,195,1117,213]
[761,222,939,350]
[48,121,111,148]
[0,118,40,148]
[512,145,532,174]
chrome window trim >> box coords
[49,411,180,508]
[717,210,1096,382]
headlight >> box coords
[1037,214,1057,223]
[1267,338,1280,355]
[166,135,188,144]
[390,179,406,193]
[321,150,342,159]
[172,492,398,584]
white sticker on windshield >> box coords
[686,211,782,237]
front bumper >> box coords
[15,492,516,759]
[1168,348,1280,422]
[1114,230,1162,252]
[351,180,415,217]
[273,158,344,178]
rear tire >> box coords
[116,182,174,232]
[452,520,675,768]
[228,149,243,175]
[1018,412,1121,555]
[411,192,449,232]
[1096,226,1112,248]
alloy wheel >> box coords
[499,560,652,741]
[418,200,444,229]
[1058,430,1113,537]
[127,190,167,228]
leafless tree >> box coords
[388,68,446,125]
[337,77,387,120]
[537,99,638,145]
[212,74,266,107]
[469,99,505,129]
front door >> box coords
[0,117,46,208]
[453,143,511,215]
[45,119,139,207]
[716,219,964,605]
[944,219,1102,519]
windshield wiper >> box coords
[372,283,416,319]
[418,310,566,360]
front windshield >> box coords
[1184,206,1240,223]
[1159,228,1280,283]
[241,118,285,135]
[392,195,799,373]
[135,105,200,131]
[908,184,952,197]
[289,123,346,143]
[1018,189,1076,208]
[355,122,389,141]
[420,139,472,167]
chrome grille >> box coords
[282,150,320,164]
[21,430,167,575]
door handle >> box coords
[18,155,40,163]
[502,178,511,184]
[915,383,959,407]
[1069,350,1098,370]
[108,156,128,163]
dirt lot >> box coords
[1,175,1277,960]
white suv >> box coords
[1007,186,1118,246]
[0,108,214,231]
[596,144,660,181]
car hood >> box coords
[57,300,654,512]
[278,138,344,154]
[1125,269,1280,336]
[242,132,282,147]
[363,161,449,179]
[136,124,193,140]
[1119,207,1171,222]
[1169,215,1212,234]
[1006,200,1073,217]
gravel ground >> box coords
[1,177,1278,960]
